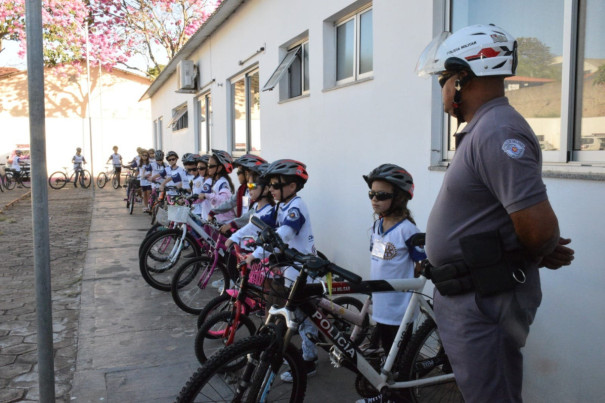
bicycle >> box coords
[138,204,231,292]
[175,218,462,402]
[48,165,91,189]
[2,163,31,190]
[193,243,372,368]
[124,167,140,214]
[96,164,121,189]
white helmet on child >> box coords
[416,24,517,77]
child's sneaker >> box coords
[280,359,316,383]
[355,394,394,403]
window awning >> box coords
[262,46,301,91]
[167,105,188,128]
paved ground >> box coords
[0,186,93,402]
[1,186,361,402]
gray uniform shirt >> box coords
[426,97,547,267]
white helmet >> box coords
[416,24,517,77]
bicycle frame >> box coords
[265,273,453,394]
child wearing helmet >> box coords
[158,151,188,196]
[107,146,123,188]
[361,164,426,365]
[211,154,268,233]
[245,159,319,382]
[72,147,87,188]
[224,162,274,248]
[196,150,235,223]
[138,151,153,212]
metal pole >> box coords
[24,0,56,401]
[85,22,95,195]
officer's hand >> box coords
[540,237,574,270]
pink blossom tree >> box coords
[0,0,221,77]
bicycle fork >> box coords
[168,225,188,264]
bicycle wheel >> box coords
[397,318,463,402]
[329,296,371,346]
[19,173,31,188]
[0,175,4,192]
[128,184,135,214]
[78,170,91,188]
[139,229,201,291]
[111,173,120,189]
[4,172,16,190]
[194,311,257,366]
[171,256,229,314]
[176,335,305,403]
[96,172,108,188]
[197,293,233,329]
[48,171,67,189]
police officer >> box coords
[416,24,575,402]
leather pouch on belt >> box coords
[459,230,517,296]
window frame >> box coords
[263,36,310,101]
[431,0,605,172]
[196,91,212,154]
[169,103,188,132]
[335,5,373,86]
[229,67,260,155]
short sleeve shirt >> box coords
[426,97,547,267]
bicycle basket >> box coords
[249,261,270,287]
[167,205,190,224]
[156,207,169,226]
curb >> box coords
[0,190,31,213]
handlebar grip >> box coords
[250,216,270,231]
[328,263,362,284]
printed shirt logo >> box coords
[502,139,526,159]
[383,242,397,260]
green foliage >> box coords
[594,65,605,86]
[516,37,559,80]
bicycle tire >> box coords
[111,173,120,189]
[329,296,371,346]
[79,170,91,188]
[0,175,4,192]
[48,171,67,189]
[139,229,201,291]
[97,172,108,188]
[397,318,463,402]
[171,256,228,315]
[176,334,305,403]
[128,184,135,214]
[4,172,16,190]
[196,293,234,330]
[194,311,257,366]
[19,173,31,188]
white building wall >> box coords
[148,1,605,400]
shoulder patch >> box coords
[502,139,526,159]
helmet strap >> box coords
[452,74,472,125]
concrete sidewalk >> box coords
[70,190,360,402]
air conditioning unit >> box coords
[176,60,197,92]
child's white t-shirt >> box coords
[370,218,426,326]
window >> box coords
[198,93,212,153]
[438,0,605,166]
[336,6,373,84]
[169,104,188,131]
[263,41,310,99]
[231,69,260,153]
[153,117,163,150]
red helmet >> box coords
[233,154,267,169]
[211,149,234,173]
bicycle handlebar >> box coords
[250,216,362,284]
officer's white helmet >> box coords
[416,24,517,77]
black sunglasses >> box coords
[187,168,197,172]
[167,158,177,162]
[237,170,245,175]
[207,164,218,169]
[368,191,395,201]
[198,166,207,171]
[268,182,290,190]
[438,71,456,88]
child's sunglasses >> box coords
[247,182,259,190]
[368,191,394,201]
